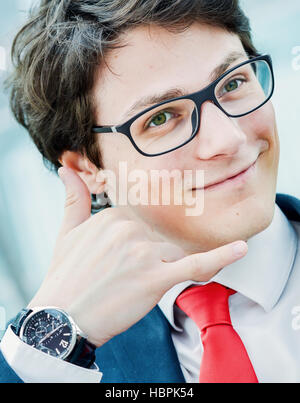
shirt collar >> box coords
[158,204,298,331]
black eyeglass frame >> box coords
[92,54,274,157]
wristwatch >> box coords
[11,307,97,369]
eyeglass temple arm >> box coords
[92,126,118,133]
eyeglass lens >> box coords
[128,59,273,155]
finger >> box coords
[164,241,248,286]
[58,167,92,237]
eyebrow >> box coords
[120,51,247,122]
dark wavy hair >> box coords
[4,0,257,172]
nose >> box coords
[192,101,247,160]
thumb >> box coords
[58,166,91,237]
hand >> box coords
[28,167,248,348]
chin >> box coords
[149,187,277,254]
[224,195,276,243]
[186,191,277,253]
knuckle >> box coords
[98,206,125,221]
[189,254,202,276]
[119,220,142,238]
[128,241,151,260]
[65,192,79,208]
[96,207,110,219]
[214,247,229,267]
[188,255,213,282]
[95,206,118,224]
[94,209,137,233]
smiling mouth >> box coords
[192,159,258,192]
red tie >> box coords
[176,282,258,383]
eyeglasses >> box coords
[92,54,274,157]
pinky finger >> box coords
[162,241,248,288]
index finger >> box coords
[163,241,248,287]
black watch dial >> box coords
[20,308,75,359]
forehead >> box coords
[92,23,245,125]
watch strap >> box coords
[11,309,32,336]
[66,337,97,369]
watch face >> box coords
[20,308,76,359]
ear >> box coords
[59,151,105,195]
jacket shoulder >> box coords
[276,193,300,222]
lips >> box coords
[192,159,257,191]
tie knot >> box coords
[175,282,236,331]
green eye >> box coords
[224,80,239,92]
[149,111,172,127]
[222,78,245,95]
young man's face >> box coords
[91,23,280,253]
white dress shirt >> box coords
[159,204,300,382]
[1,204,300,383]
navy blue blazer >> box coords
[1,193,300,383]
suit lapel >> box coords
[95,305,185,383]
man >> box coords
[1,0,300,383]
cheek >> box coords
[239,102,279,150]
[237,103,280,180]
[98,134,183,208]
[98,133,133,169]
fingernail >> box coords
[232,241,248,258]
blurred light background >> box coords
[0,0,299,334]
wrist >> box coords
[67,306,109,349]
